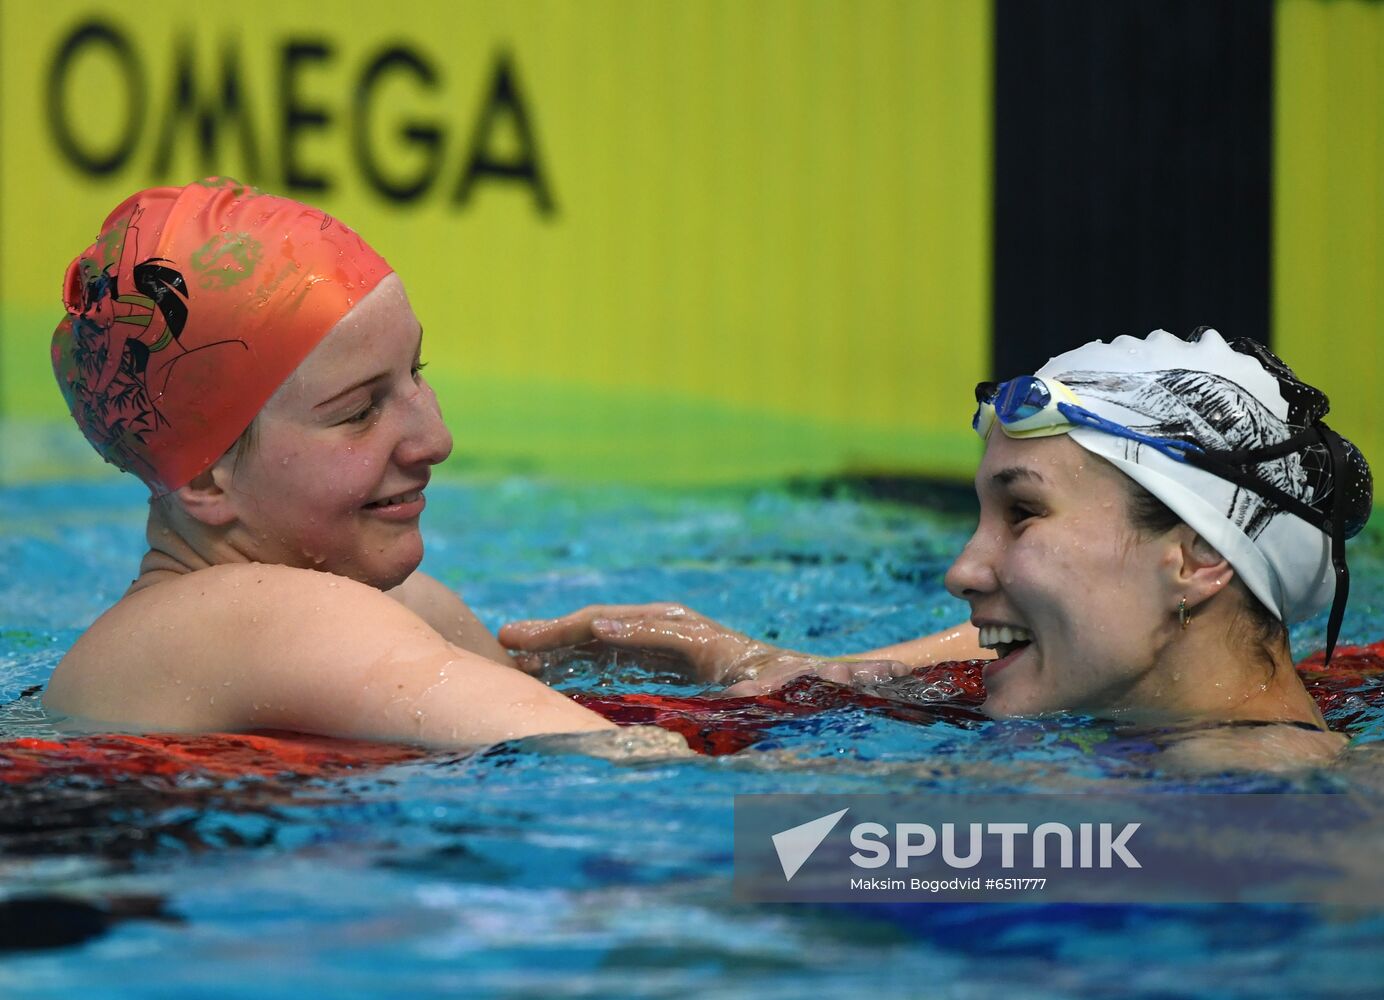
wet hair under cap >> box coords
[51,178,392,495]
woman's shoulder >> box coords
[122,562,378,602]
[44,564,436,724]
[69,562,432,662]
[1156,721,1347,775]
[41,561,613,747]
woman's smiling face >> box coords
[944,432,1182,718]
[221,273,453,589]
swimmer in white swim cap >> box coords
[504,329,1373,769]
[1005,326,1370,663]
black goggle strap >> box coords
[1319,426,1350,666]
[1179,423,1349,664]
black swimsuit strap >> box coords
[1119,719,1331,743]
[1207,718,1329,734]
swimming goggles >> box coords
[972,374,1354,664]
[973,375,1204,464]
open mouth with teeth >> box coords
[978,624,1033,660]
[363,490,423,509]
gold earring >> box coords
[1178,597,1193,630]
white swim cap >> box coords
[1033,329,1372,644]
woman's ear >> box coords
[1169,526,1234,611]
[170,460,238,527]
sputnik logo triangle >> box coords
[771,808,849,882]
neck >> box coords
[127,497,250,594]
[1117,602,1326,729]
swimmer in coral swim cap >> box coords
[503,329,1373,770]
[44,179,619,746]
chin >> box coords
[362,565,418,591]
[979,683,1061,720]
[336,541,424,591]
[374,554,425,591]
[980,696,1023,720]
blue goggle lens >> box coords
[976,376,1054,426]
[994,377,1052,422]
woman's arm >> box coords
[51,564,617,747]
[858,625,988,666]
[242,569,618,745]
[386,570,513,665]
[499,603,985,695]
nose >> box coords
[395,380,453,468]
[944,526,1000,602]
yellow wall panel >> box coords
[1276,0,1382,472]
[0,0,992,484]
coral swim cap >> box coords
[1034,328,1372,644]
[51,178,392,494]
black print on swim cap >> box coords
[1056,368,1332,541]
[1060,333,1373,540]
[1191,326,1330,428]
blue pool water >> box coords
[2,476,1383,998]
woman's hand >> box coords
[499,603,782,684]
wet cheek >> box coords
[267,451,290,471]
[1050,542,1126,628]
[998,541,1068,592]
[351,454,376,502]
[1076,536,1145,605]
[321,445,383,506]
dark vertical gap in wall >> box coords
[991,0,1273,380]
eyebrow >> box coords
[314,326,425,410]
[989,466,1046,488]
